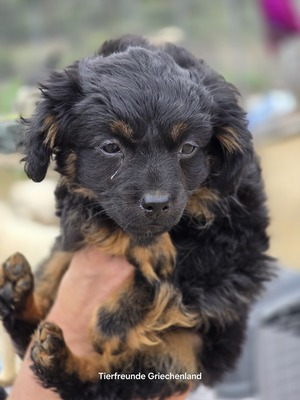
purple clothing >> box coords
[259,0,300,47]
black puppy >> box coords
[0,35,272,399]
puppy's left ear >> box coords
[20,66,82,182]
[208,81,253,196]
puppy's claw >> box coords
[31,321,67,371]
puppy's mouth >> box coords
[123,221,177,246]
[132,224,167,235]
[129,226,167,245]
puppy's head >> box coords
[22,41,252,243]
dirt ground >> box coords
[257,134,300,270]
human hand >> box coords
[9,247,134,399]
[8,247,190,399]
[47,247,134,355]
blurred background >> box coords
[0,0,300,399]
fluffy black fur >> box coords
[2,35,272,399]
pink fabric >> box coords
[260,0,300,31]
[259,0,300,48]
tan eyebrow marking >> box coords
[110,120,133,139]
[170,122,188,141]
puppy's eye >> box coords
[99,141,122,156]
[178,142,198,158]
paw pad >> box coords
[0,253,33,318]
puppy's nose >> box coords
[141,192,171,218]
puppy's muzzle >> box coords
[140,192,171,219]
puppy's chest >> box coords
[56,195,178,281]
[84,226,177,282]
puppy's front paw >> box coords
[0,253,33,320]
[31,321,68,378]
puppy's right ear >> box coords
[21,65,82,182]
[21,112,56,182]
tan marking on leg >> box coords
[35,251,73,316]
[32,322,105,382]
[130,246,160,282]
[84,228,131,256]
[130,233,176,282]
[153,330,202,374]
[126,283,199,350]
[19,293,43,322]
[67,331,201,383]
[66,352,107,381]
